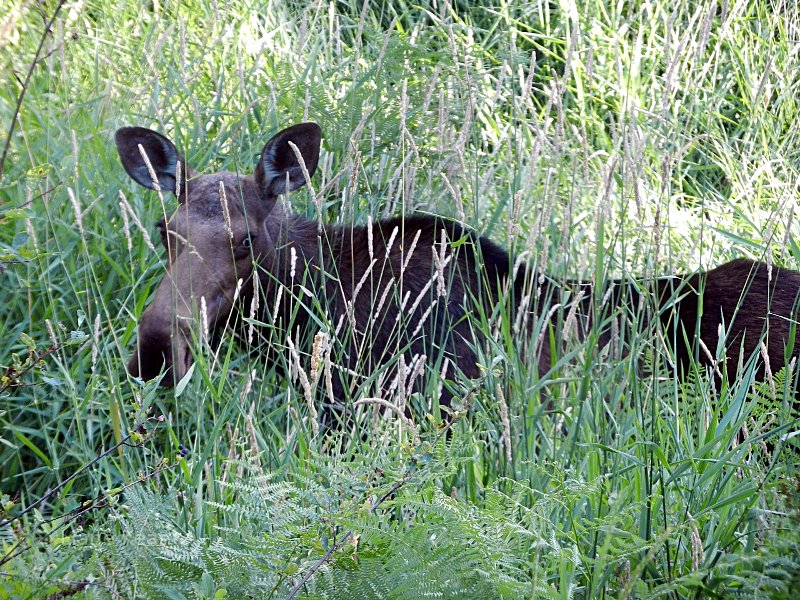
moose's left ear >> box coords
[254,122,321,198]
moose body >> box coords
[117,122,800,400]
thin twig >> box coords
[44,580,90,599]
[0,444,175,569]
[0,415,163,529]
[284,477,408,600]
[0,0,68,181]
[0,416,165,566]
[0,342,63,395]
[285,379,485,599]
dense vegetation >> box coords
[1,0,798,597]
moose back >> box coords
[116,122,800,399]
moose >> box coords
[117,122,800,402]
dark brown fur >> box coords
[656,258,800,381]
[116,123,800,399]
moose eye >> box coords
[234,234,255,259]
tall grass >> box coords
[1,0,799,597]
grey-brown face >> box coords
[131,173,261,385]
[116,122,321,386]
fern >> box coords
[25,433,793,599]
[90,442,638,598]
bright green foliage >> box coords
[1,0,799,597]
[31,437,800,598]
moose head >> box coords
[117,123,322,386]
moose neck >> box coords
[252,205,333,323]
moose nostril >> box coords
[128,330,175,384]
[126,353,140,378]
[129,344,172,382]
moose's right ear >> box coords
[115,127,185,195]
